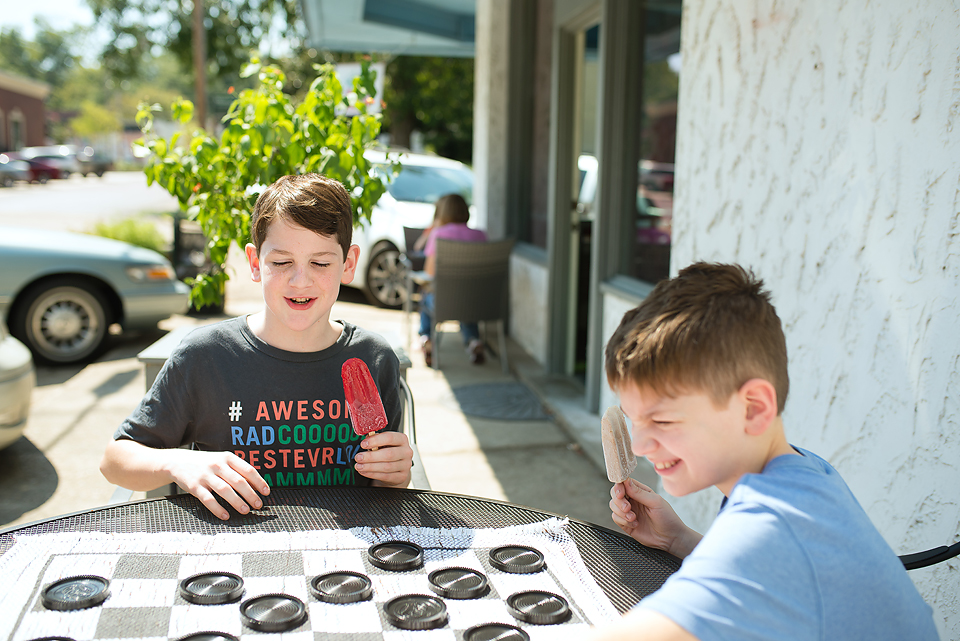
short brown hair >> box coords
[250,174,353,258]
[434,193,470,226]
[605,262,789,413]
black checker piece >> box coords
[179,572,244,605]
[384,594,448,630]
[367,541,424,571]
[176,633,239,641]
[428,567,489,599]
[240,593,307,632]
[464,623,530,641]
[42,575,110,611]
[489,546,545,574]
[507,590,571,625]
[309,571,373,604]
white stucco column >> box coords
[472,0,509,238]
[673,1,960,636]
[473,0,534,240]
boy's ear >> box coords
[740,378,778,436]
[245,243,261,282]
[340,244,361,285]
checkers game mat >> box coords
[0,518,622,641]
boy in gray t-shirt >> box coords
[100,174,413,521]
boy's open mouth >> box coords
[287,297,315,306]
[653,459,679,471]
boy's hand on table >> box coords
[610,479,702,559]
[356,432,414,488]
[166,450,270,521]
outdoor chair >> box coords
[401,227,427,353]
[900,539,960,570]
[429,238,515,374]
[399,376,430,490]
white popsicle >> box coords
[601,405,636,483]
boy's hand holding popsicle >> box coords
[342,358,413,488]
[601,406,702,559]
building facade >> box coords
[472,0,958,637]
[0,71,49,152]
[303,0,959,635]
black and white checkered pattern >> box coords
[2,522,618,641]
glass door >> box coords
[565,23,600,379]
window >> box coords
[9,110,25,151]
[627,3,680,284]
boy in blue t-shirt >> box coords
[588,262,938,641]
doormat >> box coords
[447,382,551,421]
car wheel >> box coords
[10,279,110,364]
[364,244,408,309]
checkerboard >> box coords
[0,518,621,641]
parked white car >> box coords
[0,316,35,451]
[351,150,474,308]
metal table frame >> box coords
[0,487,680,614]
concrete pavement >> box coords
[1,247,629,531]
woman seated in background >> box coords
[416,193,488,366]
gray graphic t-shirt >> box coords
[115,317,401,488]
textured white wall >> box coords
[671,1,960,637]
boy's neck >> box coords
[719,416,797,496]
[247,312,344,352]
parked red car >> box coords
[6,153,62,183]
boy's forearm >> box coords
[99,439,175,492]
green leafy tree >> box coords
[85,0,302,81]
[70,101,122,139]
[135,59,396,309]
[0,21,82,90]
[382,56,474,163]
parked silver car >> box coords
[0,154,31,187]
[0,316,34,451]
[0,226,191,364]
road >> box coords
[0,172,180,233]
[0,173,617,531]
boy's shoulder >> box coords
[727,448,841,514]
[173,316,248,354]
[338,322,400,365]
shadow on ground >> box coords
[0,437,58,526]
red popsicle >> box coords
[342,357,388,436]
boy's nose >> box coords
[289,266,311,285]
[632,432,657,457]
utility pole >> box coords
[192,0,207,129]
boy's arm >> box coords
[611,479,702,559]
[588,609,698,641]
[100,439,269,520]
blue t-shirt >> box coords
[640,448,938,640]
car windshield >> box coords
[380,164,473,204]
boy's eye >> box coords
[272,261,291,267]
[312,262,331,268]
